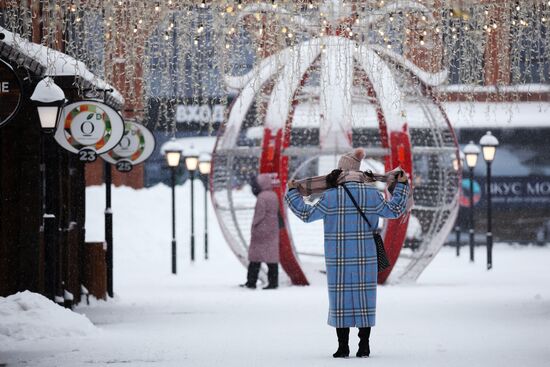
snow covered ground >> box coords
[1,183,549,366]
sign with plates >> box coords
[0,58,23,128]
[55,101,124,162]
[101,121,155,172]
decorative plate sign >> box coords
[54,101,124,162]
[0,58,23,128]
[101,121,155,172]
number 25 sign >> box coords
[101,121,156,172]
[54,101,124,162]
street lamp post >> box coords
[452,151,465,257]
[31,77,66,133]
[164,140,183,274]
[480,131,499,270]
[454,225,461,257]
[31,77,66,302]
[464,141,480,263]
[104,162,114,297]
[185,147,199,262]
[199,153,212,260]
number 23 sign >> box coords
[54,101,124,162]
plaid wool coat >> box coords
[285,182,410,328]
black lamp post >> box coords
[185,147,199,262]
[164,140,183,274]
[31,77,66,133]
[464,141,480,263]
[104,162,114,297]
[480,131,499,270]
[452,151,465,257]
[30,77,66,302]
[199,153,212,260]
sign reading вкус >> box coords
[0,58,23,128]
[476,176,550,208]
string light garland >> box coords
[0,1,547,123]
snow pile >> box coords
[30,76,66,103]
[0,291,98,344]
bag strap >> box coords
[341,183,372,230]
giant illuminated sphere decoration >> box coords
[211,1,460,285]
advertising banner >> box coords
[460,176,550,208]
[54,101,124,162]
[101,121,156,172]
[0,58,22,128]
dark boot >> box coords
[356,327,371,357]
[240,262,260,289]
[332,328,350,358]
[263,263,278,289]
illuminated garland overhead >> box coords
[1,0,548,131]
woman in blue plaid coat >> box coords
[285,148,410,358]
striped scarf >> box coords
[292,167,404,196]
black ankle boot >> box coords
[333,344,350,358]
[241,262,260,289]
[356,327,371,357]
[263,263,278,289]
[356,339,370,357]
[333,328,350,358]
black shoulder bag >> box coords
[342,184,391,273]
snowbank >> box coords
[0,291,98,344]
